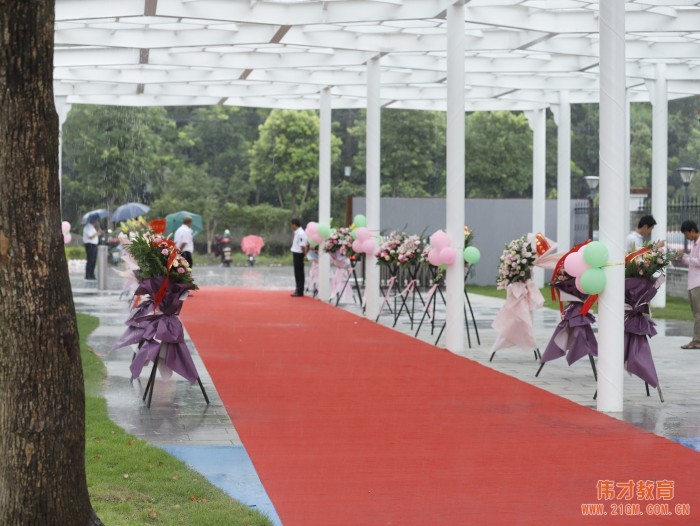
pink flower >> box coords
[161,249,169,255]
[177,267,185,274]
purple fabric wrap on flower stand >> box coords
[624,277,660,388]
[112,276,199,384]
[541,278,597,365]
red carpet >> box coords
[182,288,700,525]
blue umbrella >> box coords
[111,202,150,223]
[81,208,108,224]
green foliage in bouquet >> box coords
[126,233,197,287]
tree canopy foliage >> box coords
[60,97,700,249]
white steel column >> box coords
[55,97,71,213]
[527,107,547,287]
[597,1,627,412]
[625,90,631,234]
[556,92,571,252]
[444,1,465,353]
[364,57,381,320]
[650,64,668,308]
[318,87,332,301]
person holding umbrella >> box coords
[174,215,194,267]
[82,213,102,280]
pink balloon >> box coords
[61,221,71,234]
[63,233,72,244]
[356,227,370,241]
[427,248,442,267]
[306,221,318,235]
[575,275,585,294]
[361,239,376,255]
[351,239,363,253]
[312,233,324,245]
[430,230,450,251]
[439,246,457,265]
[564,251,589,278]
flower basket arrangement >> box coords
[624,241,679,279]
[396,234,422,266]
[126,233,197,289]
[323,227,356,258]
[112,232,203,392]
[622,242,678,391]
[375,230,408,267]
[496,235,536,289]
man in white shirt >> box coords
[82,214,102,280]
[174,216,194,267]
[290,218,308,297]
[624,215,658,253]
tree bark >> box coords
[0,2,103,524]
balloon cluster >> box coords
[426,230,482,267]
[61,221,72,244]
[564,241,608,295]
[348,215,377,255]
[306,221,330,247]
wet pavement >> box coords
[72,263,700,525]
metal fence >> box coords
[573,197,700,252]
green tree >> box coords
[61,106,177,225]
[352,108,446,198]
[465,111,533,197]
[250,109,341,215]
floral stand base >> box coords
[112,277,210,408]
[489,279,544,362]
[537,278,598,383]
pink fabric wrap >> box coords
[491,279,544,352]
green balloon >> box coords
[317,223,331,239]
[580,268,606,295]
[583,241,609,268]
[353,214,367,228]
[463,246,481,264]
[351,229,357,240]
[308,239,318,247]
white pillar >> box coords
[527,107,547,287]
[55,97,71,214]
[650,64,668,308]
[625,90,631,231]
[597,1,627,413]
[555,92,571,252]
[444,1,465,353]
[364,57,381,320]
[318,87,332,301]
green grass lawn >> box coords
[79,314,273,525]
[466,285,693,322]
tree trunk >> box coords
[0,2,103,525]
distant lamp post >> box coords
[678,166,696,252]
[584,175,600,241]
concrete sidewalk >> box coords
[73,265,700,525]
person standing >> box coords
[82,213,102,280]
[625,215,658,252]
[681,220,700,349]
[290,218,308,297]
[174,216,194,267]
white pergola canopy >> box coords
[55,0,700,110]
[54,1,698,413]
